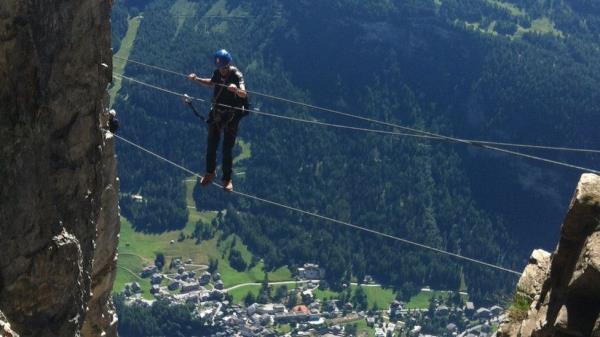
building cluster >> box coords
[387,299,505,337]
[122,261,506,337]
[125,258,225,304]
[297,263,325,280]
[211,299,364,337]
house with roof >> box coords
[476,307,492,319]
[490,305,503,316]
[274,312,309,324]
[199,271,211,285]
[273,303,286,313]
[435,305,450,316]
[150,273,163,284]
[180,282,200,293]
[247,303,259,315]
[168,281,180,291]
[410,325,422,337]
[140,265,157,278]
[464,302,475,317]
[297,263,324,279]
[209,289,224,300]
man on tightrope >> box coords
[187,49,248,192]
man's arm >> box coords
[227,82,247,98]
[187,73,213,87]
[226,70,247,98]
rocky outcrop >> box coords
[0,1,117,337]
[498,173,600,337]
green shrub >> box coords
[507,293,532,320]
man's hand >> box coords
[227,84,247,98]
[187,73,198,81]
[236,89,247,98]
[188,73,213,87]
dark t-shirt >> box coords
[210,66,245,108]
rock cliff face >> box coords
[498,173,600,337]
[0,1,118,337]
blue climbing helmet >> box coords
[214,49,232,68]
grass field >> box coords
[485,0,524,17]
[314,288,340,301]
[201,0,250,34]
[406,290,468,309]
[115,215,292,290]
[273,323,292,335]
[233,138,252,165]
[361,286,396,309]
[343,318,375,337]
[406,290,439,309]
[213,234,292,287]
[314,285,397,310]
[109,15,142,107]
[227,283,296,304]
[169,0,198,34]
[529,17,563,37]
[114,177,292,295]
[515,17,564,38]
[315,286,468,310]
[228,284,261,303]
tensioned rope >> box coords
[113,56,600,155]
[113,73,600,175]
[110,131,522,276]
[114,74,437,140]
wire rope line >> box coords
[114,74,193,98]
[110,132,522,276]
[114,73,600,175]
[450,141,600,154]
[112,56,600,155]
[114,73,437,139]
[114,56,188,78]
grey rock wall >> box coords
[0,1,117,336]
[497,173,600,337]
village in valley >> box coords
[121,259,507,337]
[117,180,508,337]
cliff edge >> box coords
[498,173,600,337]
[0,1,118,336]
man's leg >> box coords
[202,123,220,186]
[221,118,239,188]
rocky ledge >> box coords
[497,173,600,337]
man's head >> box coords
[214,49,232,75]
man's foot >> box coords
[199,172,215,186]
[222,180,233,192]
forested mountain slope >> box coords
[111,0,600,303]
